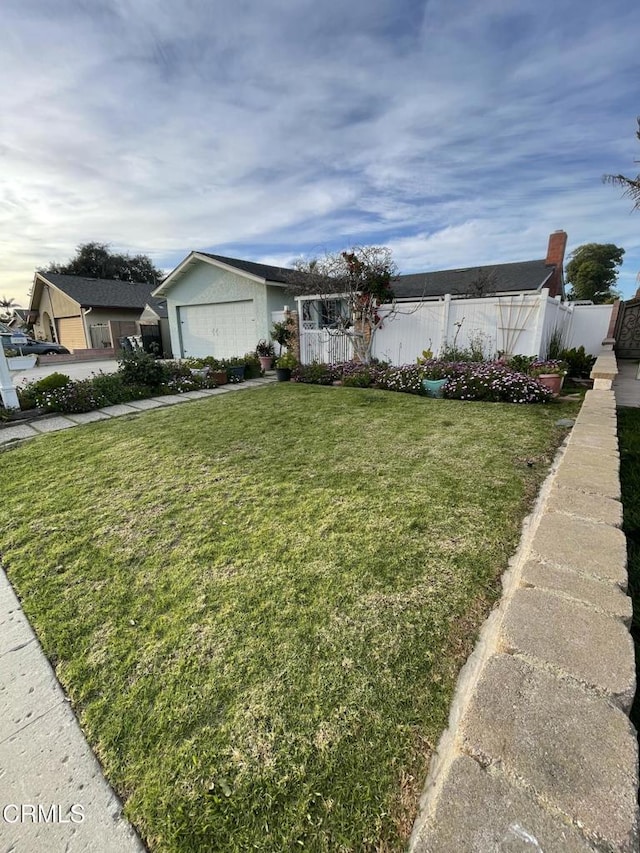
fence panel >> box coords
[565,305,613,355]
[299,328,353,364]
[88,323,112,348]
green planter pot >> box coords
[422,378,447,398]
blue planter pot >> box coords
[227,365,245,382]
[422,378,447,398]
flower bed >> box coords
[293,360,553,404]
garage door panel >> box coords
[179,301,256,358]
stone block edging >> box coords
[410,353,639,852]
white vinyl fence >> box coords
[299,327,354,364]
[297,291,613,366]
[370,292,612,365]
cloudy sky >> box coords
[1,0,639,305]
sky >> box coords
[1,0,639,307]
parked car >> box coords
[1,333,70,355]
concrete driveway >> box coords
[10,359,119,387]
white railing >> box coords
[300,328,353,364]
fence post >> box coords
[0,346,20,410]
[439,294,451,355]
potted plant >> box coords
[529,360,567,397]
[271,318,295,354]
[222,357,246,383]
[419,359,451,398]
[275,351,297,382]
[255,340,275,371]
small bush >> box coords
[507,354,535,374]
[444,363,552,403]
[119,351,169,389]
[90,372,137,405]
[292,363,337,385]
[31,372,72,392]
[560,346,596,378]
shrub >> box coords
[18,378,102,413]
[529,359,567,377]
[376,365,425,395]
[30,372,72,392]
[292,363,337,385]
[560,346,596,378]
[119,350,169,389]
[444,363,553,403]
[507,354,536,374]
[90,372,137,405]
[243,354,262,379]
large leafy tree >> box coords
[291,246,397,363]
[44,242,163,284]
[604,118,640,210]
[565,243,625,304]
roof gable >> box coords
[35,273,157,309]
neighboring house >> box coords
[28,272,158,352]
[153,252,300,359]
[139,296,173,358]
[392,230,567,301]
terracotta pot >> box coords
[537,373,563,396]
[211,370,228,386]
[258,356,273,371]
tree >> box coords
[565,243,625,304]
[291,246,398,363]
[0,295,19,323]
[44,242,163,284]
[604,118,640,210]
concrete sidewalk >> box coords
[613,359,640,407]
[0,376,276,850]
[10,359,120,387]
[0,375,276,446]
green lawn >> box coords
[0,385,578,851]
[617,407,640,731]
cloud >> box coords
[1,0,639,302]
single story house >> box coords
[153,252,301,359]
[139,296,173,358]
[300,231,568,329]
[28,272,158,352]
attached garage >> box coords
[178,300,256,359]
[154,252,299,360]
[56,316,87,351]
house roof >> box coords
[35,273,157,309]
[144,296,169,318]
[392,259,554,300]
[198,253,300,285]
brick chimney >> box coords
[544,230,568,298]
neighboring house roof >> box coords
[142,296,168,319]
[393,259,554,300]
[33,273,157,309]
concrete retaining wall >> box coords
[410,348,639,852]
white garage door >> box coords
[179,301,256,358]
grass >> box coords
[0,384,578,851]
[617,407,640,732]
